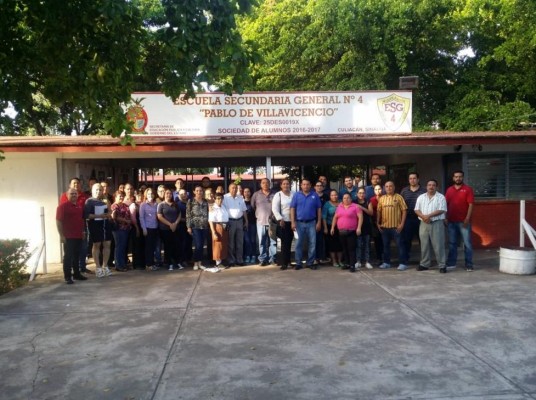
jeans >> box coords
[177,222,189,263]
[371,224,383,261]
[144,228,159,267]
[295,220,317,266]
[356,233,371,263]
[315,230,326,260]
[381,228,405,265]
[192,228,209,262]
[402,217,420,261]
[244,223,257,259]
[257,223,276,263]
[447,222,473,267]
[113,229,130,269]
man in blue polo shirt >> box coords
[291,178,322,270]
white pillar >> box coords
[520,200,526,247]
[266,156,272,185]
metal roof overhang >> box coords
[1,131,535,168]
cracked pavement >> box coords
[1,249,536,400]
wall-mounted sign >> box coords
[128,91,412,136]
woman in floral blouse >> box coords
[187,186,209,270]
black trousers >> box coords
[339,232,357,267]
[63,239,82,280]
[160,229,181,265]
[280,221,293,267]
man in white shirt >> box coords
[223,183,248,266]
[414,179,448,273]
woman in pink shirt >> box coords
[331,193,362,272]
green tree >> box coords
[0,0,255,137]
[440,0,536,130]
[239,0,462,128]
[239,0,536,131]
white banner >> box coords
[127,91,412,136]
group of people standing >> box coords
[267,170,474,274]
[56,170,474,284]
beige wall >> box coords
[0,152,63,268]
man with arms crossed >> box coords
[401,172,426,263]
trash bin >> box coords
[499,247,536,275]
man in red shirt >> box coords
[59,177,88,207]
[59,177,92,274]
[445,170,474,271]
[56,189,88,284]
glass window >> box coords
[508,153,536,199]
[467,155,506,198]
[467,153,536,199]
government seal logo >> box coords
[377,94,411,131]
[126,100,148,133]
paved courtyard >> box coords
[1,249,536,400]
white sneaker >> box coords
[96,268,105,278]
[176,263,184,270]
[355,262,361,270]
[365,262,374,269]
[104,266,113,276]
[168,265,174,271]
[397,264,408,271]
[206,267,221,273]
[379,263,391,269]
[199,265,207,271]
[193,265,199,271]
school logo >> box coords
[377,94,411,131]
[126,99,148,133]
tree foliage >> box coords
[238,0,536,131]
[0,0,256,137]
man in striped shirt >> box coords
[377,181,408,270]
[414,180,448,273]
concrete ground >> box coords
[1,248,536,400]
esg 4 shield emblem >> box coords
[126,98,148,133]
[377,94,411,131]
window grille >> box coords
[467,153,536,200]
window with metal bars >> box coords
[467,153,536,199]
